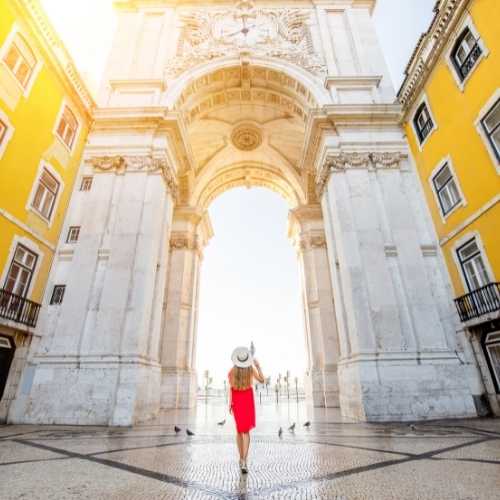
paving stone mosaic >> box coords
[0,401,499,499]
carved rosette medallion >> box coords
[89,155,178,198]
[231,123,262,151]
[315,152,408,197]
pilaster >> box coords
[289,204,339,407]
[160,206,213,409]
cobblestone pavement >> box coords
[1,400,499,499]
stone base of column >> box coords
[8,355,161,426]
[160,368,197,409]
[338,352,477,422]
[304,367,339,408]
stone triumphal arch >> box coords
[9,0,478,425]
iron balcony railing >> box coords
[454,282,500,323]
[0,288,41,328]
[459,43,482,81]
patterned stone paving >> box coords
[0,401,499,499]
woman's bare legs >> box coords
[236,433,244,461]
[242,432,250,461]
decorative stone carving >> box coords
[316,152,408,196]
[167,1,326,79]
[231,123,262,151]
[89,155,178,198]
[169,232,199,252]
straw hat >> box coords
[231,346,253,368]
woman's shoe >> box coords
[241,460,248,474]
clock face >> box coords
[212,12,278,48]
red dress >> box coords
[229,376,256,433]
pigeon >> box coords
[303,421,311,428]
[174,425,181,434]
[278,427,283,438]
[409,424,416,431]
[186,428,195,436]
[288,423,296,432]
[217,419,226,426]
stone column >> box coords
[288,205,340,407]
[9,155,177,425]
[317,151,477,421]
[160,206,213,409]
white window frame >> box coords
[52,99,81,154]
[26,161,64,227]
[0,24,42,99]
[79,176,93,191]
[475,88,500,174]
[428,156,466,222]
[0,236,43,300]
[49,284,66,305]
[66,226,81,243]
[452,231,495,294]
[0,108,15,160]
[484,332,500,392]
[445,15,489,92]
[411,94,437,151]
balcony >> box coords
[0,288,41,328]
[454,282,500,323]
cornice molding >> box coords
[398,0,470,112]
[316,151,408,196]
[12,0,95,114]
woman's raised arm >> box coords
[252,359,265,384]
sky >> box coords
[41,0,436,386]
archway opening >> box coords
[196,187,305,401]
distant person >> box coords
[228,346,265,474]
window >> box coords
[413,102,434,144]
[50,285,66,305]
[484,332,500,393]
[481,98,500,162]
[66,226,80,243]
[80,176,93,191]
[432,163,461,215]
[457,238,490,292]
[3,245,38,297]
[451,27,482,81]
[31,168,60,221]
[56,106,78,149]
[0,119,7,147]
[2,33,36,88]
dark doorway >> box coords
[0,335,15,401]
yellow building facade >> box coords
[399,0,500,414]
[0,0,93,421]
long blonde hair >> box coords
[230,366,253,390]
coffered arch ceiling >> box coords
[174,64,320,208]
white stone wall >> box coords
[319,152,476,420]
[9,160,175,425]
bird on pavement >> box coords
[278,427,283,438]
[303,421,311,428]
[288,423,296,432]
[174,426,181,434]
[409,424,416,431]
[186,428,195,436]
[217,419,226,426]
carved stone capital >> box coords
[169,231,199,252]
[293,231,327,253]
[316,151,408,197]
[88,155,178,198]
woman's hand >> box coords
[229,405,233,415]
[253,358,261,369]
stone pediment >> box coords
[166,1,326,79]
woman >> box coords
[228,346,265,474]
